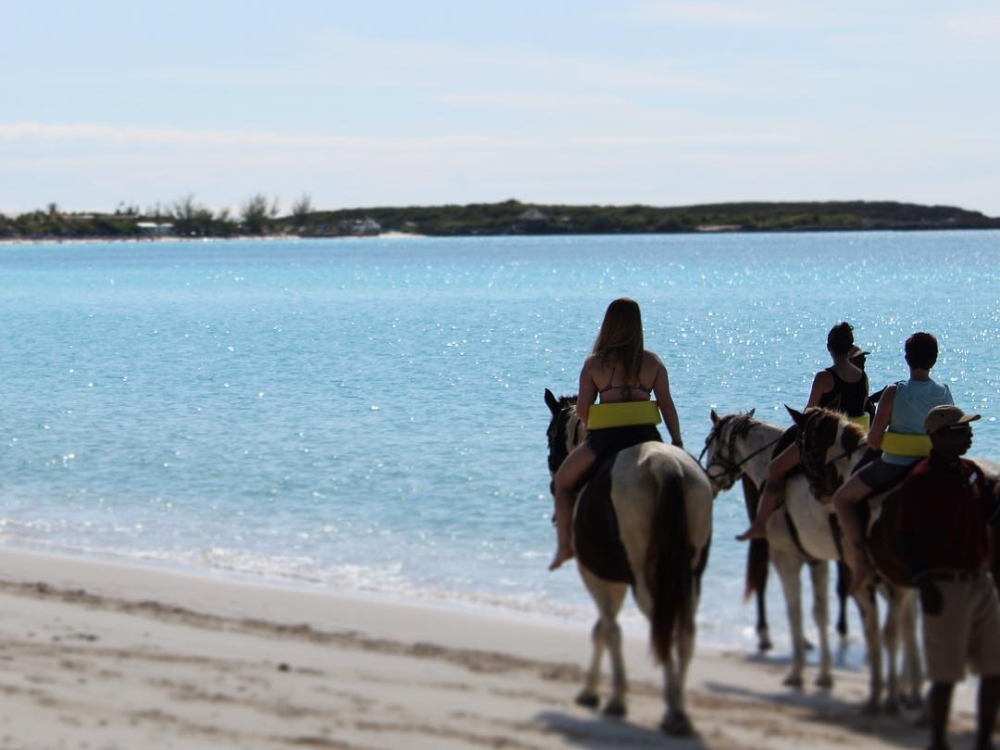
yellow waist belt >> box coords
[587,401,661,430]
[880,431,932,458]
[847,413,871,431]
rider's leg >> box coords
[737,443,800,541]
[832,470,877,595]
[550,443,596,571]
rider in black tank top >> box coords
[820,367,869,417]
[736,321,868,542]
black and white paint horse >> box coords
[544,389,714,736]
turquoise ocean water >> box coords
[1,231,998,654]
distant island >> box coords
[2,198,998,241]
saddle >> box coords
[863,460,985,588]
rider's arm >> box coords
[651,355,682,447]
[805,370,834,410]
[575,358,598,425]
[866,384,896,450]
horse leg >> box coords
[755,588,773,653]
[742,477,773,652]
[771,546,807,688]
[880,586,903,715]
[577,571,629,714]
[853,586,884,713]
[808,561,834,688]
[894,589,924,711]
[835,560,851,641]
[745,535,773,652]
[660,601,697,736]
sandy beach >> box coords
[0,547,983,750]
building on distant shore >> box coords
[137,221,175,237]
[338,217,382,236]
[517,207,548,223]
[509,206,550,234]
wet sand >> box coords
[0,547,979,749]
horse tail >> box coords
[646,466,692,665]
[742,476,769,602]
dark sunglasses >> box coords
[940,424,973,434]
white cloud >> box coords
[946,10,1000,37]
[0,121,494,153]
[628,0,840,27]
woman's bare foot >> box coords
[736,523,767,542]
[549,545,575,571]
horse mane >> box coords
[704,410,757,457]
[797,406,866,497]
[545,390,583,476]
[727,411,758,439]
[805,406,865,436]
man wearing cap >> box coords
[896,404,1000,750]
[848,344,876,420]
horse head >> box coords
[701,409,756,492]
[789,406,866,499]
[544,388,585,487]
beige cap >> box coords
[924,404,981,434]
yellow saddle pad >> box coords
[587,401,661,430]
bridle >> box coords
[700,413,780,491]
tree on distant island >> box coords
[171,194,219,237]
[290,194,313,232]
[240,194,280,235]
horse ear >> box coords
[545,388,560,415]
[747,408,755,419]
[710,409,720,425]
[786,405,806,426]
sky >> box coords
[2,0,999,217]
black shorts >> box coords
[585,425,662,462]
[856,458,913,491]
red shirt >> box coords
[896,453,989,571]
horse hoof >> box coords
[602,700,626,718]
[758,637,774,653]
[861,700,880,716]
[815,673,834,690]
[575,692,599,709]
[660,712,695,736]
[804,639,815,652]
[783,673,804,689]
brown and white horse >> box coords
[702,410,837,691]
[544,389,714,736]
[788,406,925,713]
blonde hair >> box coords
[592,298,644,383]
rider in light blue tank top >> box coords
[883,378,954,465]
[833,331,955,597]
